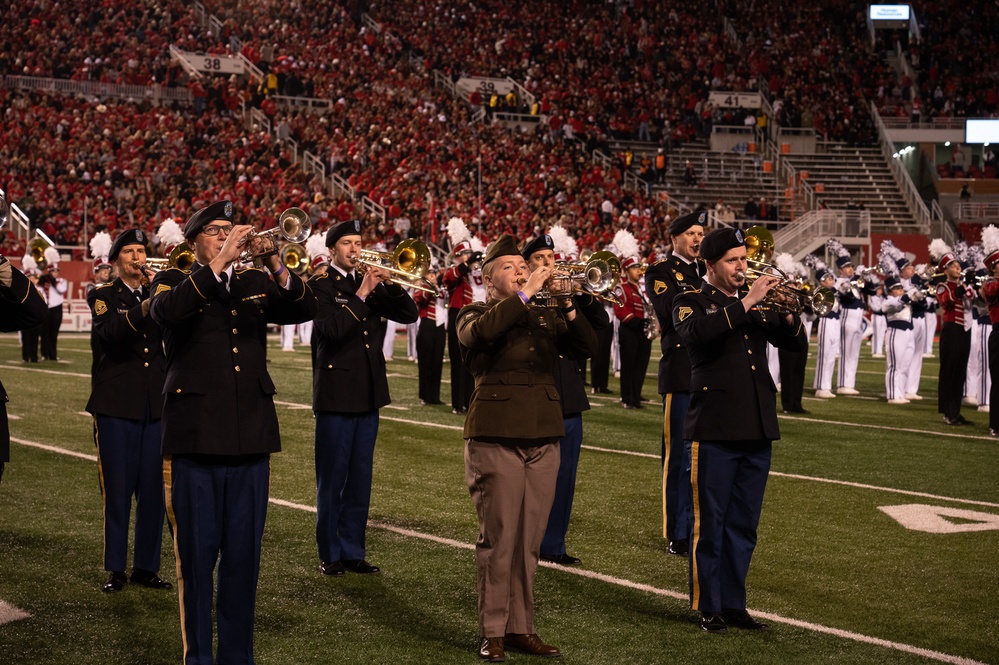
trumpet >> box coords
[534,251,622,307]
[131,242,195,273]
[238,207,311,264]
[353,238,442,295]
[742,226,836,316]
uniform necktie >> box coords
[220,272,229,292]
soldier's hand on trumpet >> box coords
[520,263,552,300]
[211,225,255,274]
[742,273,781,310]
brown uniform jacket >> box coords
[457,295,597,441]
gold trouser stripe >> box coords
[163,456,188,660]
[94,416,108,569]
[661,393,672,539]
[690,440,702,609]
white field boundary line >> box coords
[11,438,987,665]
[7,437,986,665]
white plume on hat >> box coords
[305,231,328,262]
[612,228,640,261]
[89,231,112,260]
[772,251,796,276]
[878,239,903,277]
[22,254,38,272]
[469,235,485,253]
[953,240,970,264]
[804,253,828,276]
[44,246,60,267]
[928,238,952,262]
[966,242,985,270]
[825,237,849,259]
[982,225,999,256]
[447,216,471,248]
[548,224,578,258]
[158,218,185,248]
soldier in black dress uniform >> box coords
[0,256,47,482]
[151,200,317,665]
[311,220,418,576]
[672,227,806,634]
[645,211,705,557]
[86,228,172,593]
[520,235,610,567]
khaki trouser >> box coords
[465,438,560,637]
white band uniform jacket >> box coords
[150,264,317,456]
[310,270,418,413]
[672,285,807,442]
[457,295,597,441]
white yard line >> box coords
[12,436,991,664]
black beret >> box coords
[668,211,706,237]
[700,227,745,262]
[184,200,235,239]
[109,228,150,261]
[482,233,521,267]
[835,255,853,269]
[520,233,555,260]
[326,219,363,248]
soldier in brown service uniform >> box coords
[457,234,596,662]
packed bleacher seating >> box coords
[3,0,970,256]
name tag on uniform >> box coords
[335,296,349,305]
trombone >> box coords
[741,226,836,316]
[353,238,442,295]
[238,207,311,264]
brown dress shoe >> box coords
[479,637,505,662]
[504,633,561,657]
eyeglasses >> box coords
[201,224,233,237]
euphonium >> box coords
[238,207,311,264]
[353,238,441,295]
[741,226,835,316]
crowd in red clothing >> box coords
[4,0,994,260]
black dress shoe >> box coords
[102,571,128,593]
[955,414,971,425]
[342,559,380,574]
[721,609,769,630]
[479,637,505,662]
[699,612,727,633]
[944,416,966,426]
[319,560,345,576]
[667,539,689,557]
[622,402,636,410]
[783,408,810,414]
[540,553,581,566]
[129,568,173,590]
[504,633,560,657]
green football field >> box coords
[0,332,996,665]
